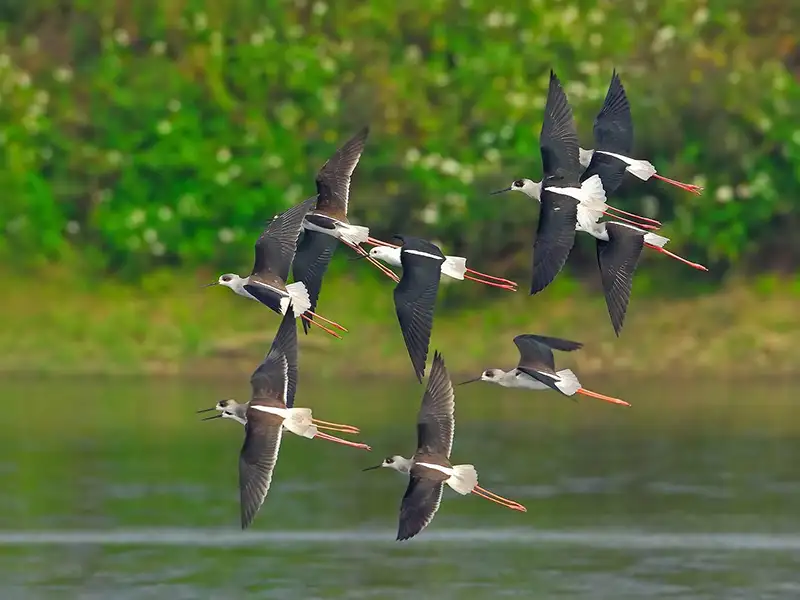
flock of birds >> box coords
[197,70,708,540]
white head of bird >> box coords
[216,273,247,291]
[368,245,402,267]
[197,398,248,425]
[460,368,517,387]
[493,179,542,200]
[363,455,413,474]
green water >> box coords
[1,375,799,599]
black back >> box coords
[530,189,579,295]
[580,70,633,196]
[393,237,445,383]
[596,222,645,337]
[251,195,317,282]
[540,70,581,187]
[292,229,339,335]
[416,351,455,458]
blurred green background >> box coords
[2,4,800,598]
[0,1,798,375]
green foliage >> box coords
[0,0,798,278]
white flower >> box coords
[143,228,158,244]
[54,67,73,83]
[420,204,439,224]
[113,29,131,47]
[157,120,172,135]
[216,147,232,163]
[715,185,733,203]
[218,228,235,243]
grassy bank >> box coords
[4,261,799,378]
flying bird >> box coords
[525,70,608,295]
[363,351,526,541]
[366,242,517,291]
[206,195,347,338]
[459,334,630,407]
[579,71,703,196]
[196,311,371,529]
[300,127,400,283]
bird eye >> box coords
[385,457,394,464]
[484,371,494,378]
[513,179,525,187]
[221,275,232,282]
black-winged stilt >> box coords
[459,334,630,407]
[363,351,526,541]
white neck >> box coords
[371,246,402,267]
[222,275,254,299]
[388,456,414,474]
[495,370,522,388]
[512,181,542,201]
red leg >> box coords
[575,387,631,407]
[312,418,360,434]
[605,205,662,227]
[472,485,527,512]
[300,314,342,339]
[305,310,347,332]
[644,243,708,271]
[463,274,517,291]
[313,431,371,451]
[652,174,704,195]
[464,268,518,285]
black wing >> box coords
[250,310,298,406]
[514,334,584,354]
[292,230,339,335]
[393,250,443,383]
[416,351,455,457]
[596,222,645,337]
[396,474,445,541]
[593,70,633,154]
[580,70,632,196]
[251,195,317,281]
[239,416,283,529]
[315,127,369,216]
[512,335,558,374]
[530,190,579,295]
[513,334,583,374]
[540,70,581,185]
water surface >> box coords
[1,375,798,599]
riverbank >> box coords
[4,264,798,378]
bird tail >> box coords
[442,256,467,280]
[340,224,370,246]
[286,282,311,317]
[448,464,478,495]
[625,159,657,181]
[579,174,607,206]
[643,231,670,248]
[282,407,316,439]
[554,369,581,396]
